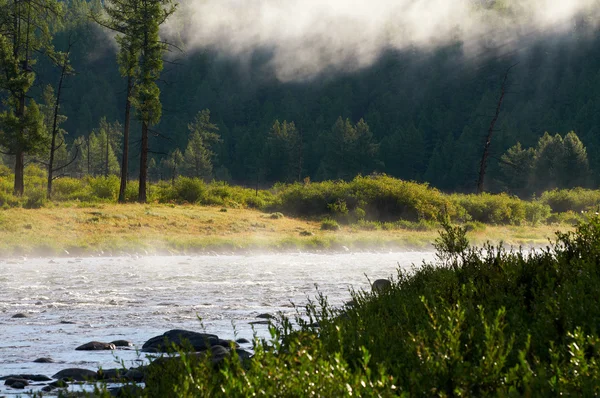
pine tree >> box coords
[95,0,176,202]
[183,109,221,180]
[265,120,302,183]
[162,148,183,184]
[0,0,62,195]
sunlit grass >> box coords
[0,203,572,257]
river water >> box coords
[0,252,434,395]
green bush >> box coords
[87,175,120,200]
[273,175,458,223]
[452,192,550,225]
[135,218,600,396]
[320,218,340,231]
[540,188,600,213]
[52,178,87,201]
[23,189,47,209]
[162,177,206,204]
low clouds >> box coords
[166,0,599,80]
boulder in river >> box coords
[4,377,29,387]
[97,368,126,381]
[52,368,98,381]
[11,313,28,318]
[110,339,133,348]
[1,374,51,382]
[372,279,391,292]
[141,329,236,353]
[33,357,54,363]
[75,341,116,351]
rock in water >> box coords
[372,279,391,292]
[11,313,28,318]
[110,340,134,348]
[4,377,29,387]
[141,329,235,353]
[33,357,54,363]
[52,368,97,381]
[75,341,116,351]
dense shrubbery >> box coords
[0,170,598,227]
[540,188,600,214]
[272,175,458,222]
[451,192,551,225]
[135,218,600,396]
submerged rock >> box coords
[1,374,51,382]
[75,341,116,351]
[33,357,55,363]
[52,368,97,381]
[141,329,235,353]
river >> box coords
[0,252,434,395]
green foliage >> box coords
[87,175,120,200]
[132,218,600,396]
[166,177,206,204]
[183,109,221,180]
[540,188,600,214]
[52,177,87,201]
[500,131,591,196]
[433,219,469,266]
[317,117,380,180]
[452,192,550,225]
[320,218,340,231]
[274,175,457,223]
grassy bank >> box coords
[1,168,596,256]
[131,218,600,396]
[0,203,570,257]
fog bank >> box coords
[165,0,599,80]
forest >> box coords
[0,0,599,201]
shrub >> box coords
[273,175,458,223]
[171,177,206,203]
[87,175,120,200]
[23,189,47,209]
[320,218,340,231]
[52,178,87,201]
[452,193,549,225]
[540,188,600,213]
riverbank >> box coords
[0,203,571,257]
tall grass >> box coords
[134,218,600,396]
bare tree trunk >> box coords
[87,134,91,175]
[47,45,72,199]
[297,128,303,182]
[118,75,132,203]
[138,121,148,203]
[477,64,517,194]
[105,132,109,177]
[14,150,24,196]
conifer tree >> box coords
[0,0,62,195]
[95,0,176,202]
[183,109,221,180]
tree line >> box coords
[1,0,599,200]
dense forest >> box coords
[1,0,599,198]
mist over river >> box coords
[0,252,434,394]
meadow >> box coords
[1,166,597,256]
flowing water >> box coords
[0,252,434,395]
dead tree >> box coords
[476,63,518,194]
[47,38,75,198]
